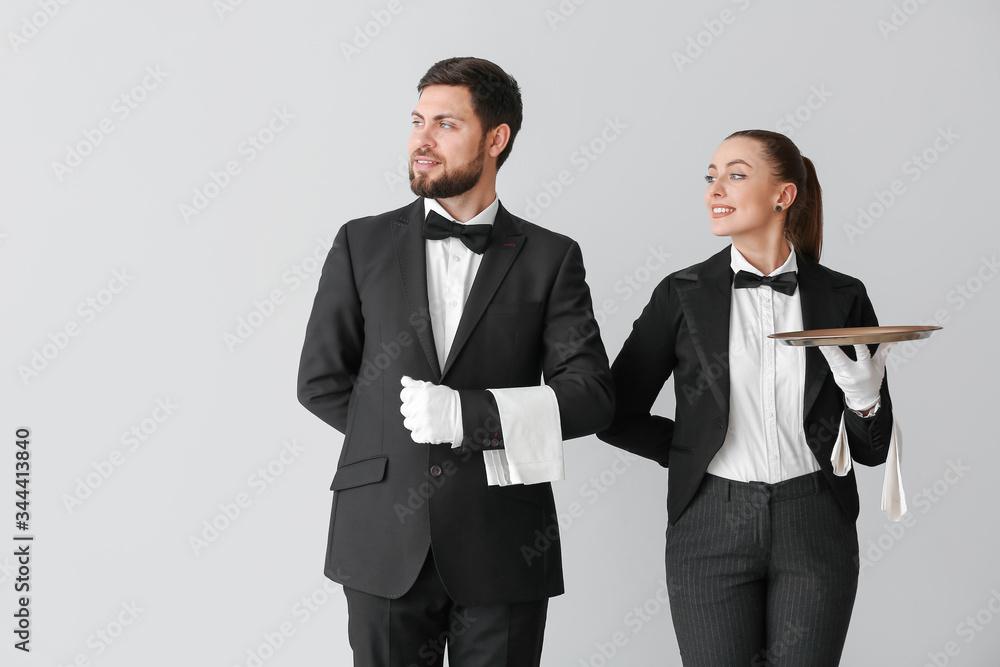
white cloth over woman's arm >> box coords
[830,401,907,521]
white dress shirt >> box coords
[423,198,564,486]
[706,244,821,483]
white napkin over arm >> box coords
[481,385,564,486]
[831,410,906,521]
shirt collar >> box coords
[423,195,499,227]
[730,242,798,277]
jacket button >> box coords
[430,465,443,477]
[483,439,490,447]
[491,439,500,447]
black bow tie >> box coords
[733,270,798,295]
[423,210,492,254]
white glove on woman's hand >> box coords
[399,376,461,444]
[819,343,894,412]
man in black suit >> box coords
[297,57,614,667]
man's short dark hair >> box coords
[417,57,523,170]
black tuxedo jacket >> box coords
[598,246,893,525]
[297,198,614,605]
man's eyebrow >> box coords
[411,110,465,122]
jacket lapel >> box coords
[675,246,733,420]
[672,246,859,433]
[441,203,524,380]
[797,252,855,420]
[392,199,442,382]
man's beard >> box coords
[409,141,487,199]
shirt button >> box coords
[453,255,462,262]
[430,465,443,477]
[449,301,457,308]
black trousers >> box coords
[343,550,548,667]
[665,471,859,666]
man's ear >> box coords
[487,124,511,160]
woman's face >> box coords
[704,136,788,239]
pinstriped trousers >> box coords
[665,472,859,666]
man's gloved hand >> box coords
[399,375,462,444]
[819,343,895,412]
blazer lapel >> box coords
[392,199,442,382]
[440,203,524,380]
[797,252,855,420]
[675,246,733,420]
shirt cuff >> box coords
[484,386,564,486]
[849,397,881,419]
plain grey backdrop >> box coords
[3,0,999,665]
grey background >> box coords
[3,0,999,665]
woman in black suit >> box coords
[598,130,897,666]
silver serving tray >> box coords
[769,326,942,347]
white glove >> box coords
[819,343,894,412]
[399,376,462,445]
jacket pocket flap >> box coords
[330,456,387,491]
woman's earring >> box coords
[774,205,782,212]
